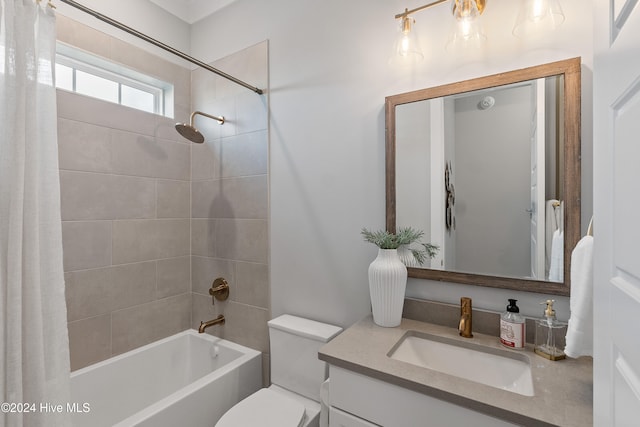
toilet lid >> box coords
[216,388,306,427]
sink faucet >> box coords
[198,314,225,333]
[459,297,473,338]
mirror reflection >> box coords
[396,76,564,282]
[386,58,581,296]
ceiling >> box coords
[148,0,236,24]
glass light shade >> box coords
[446,0,486,51]
[391,15,424,64]
[512,0,565,38]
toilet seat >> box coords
[216,388,306,427]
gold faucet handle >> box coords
[209,277,230,304]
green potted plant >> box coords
[361,227,438,327]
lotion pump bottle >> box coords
[500,299,525,349]
[534,299,567,360]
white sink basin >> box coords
[388,332,534,396]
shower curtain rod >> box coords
[58,0,264,95]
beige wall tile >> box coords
[112,219,190,264]
[170,66,192,109]
[191,68,217,110]
[157,256,190,299]
[191,139,219,181]
[191,219,216,257]
[157,180,190,218]
[105,102,160,137]
[222,176,268,219]
[234,92,268,135]
[60,171,156,220]
[191,256,234,296]
[220,131,268,178]
[215,41,268,93]
[56,90,112,128]
[108,131,156,177]
[68,314,112,371]
[153,293,192,343]
[218,301,269,353]
[111,293,191,355]
[192,176,267,219]
[65,262,156,322]
[215,219,268,263]
[56,15,111,61]
[58,118,112,173]
[62,221,111,271]
[192,293,219,331]
[110,131,190,181]
[109,38,182,91]
[236,262,269,309]
[191,180,218,219]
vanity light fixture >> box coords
[393,0,566,61]
[393,0,486,62]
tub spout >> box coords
[198,315,225,333]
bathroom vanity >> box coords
[319,316,592,427]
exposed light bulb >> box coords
[391,14,424,64]
[446,0,486,50]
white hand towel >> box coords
[564,235,594,358]
[548,230,564,282]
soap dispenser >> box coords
[534,299,567,361]
[500,299,525,349]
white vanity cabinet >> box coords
[328,366,518,427]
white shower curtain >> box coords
[0,1,71,426]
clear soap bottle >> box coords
[500,299,525,349]
[534,299,567,361]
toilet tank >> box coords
[268,315,342,402]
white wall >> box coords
[187,0,592,326]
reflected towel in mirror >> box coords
[548,230,564,282]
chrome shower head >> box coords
[175,111,224,143]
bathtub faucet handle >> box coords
[209,277,230,305]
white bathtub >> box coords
[70,329,262,427]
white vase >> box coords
[368,248,408,327]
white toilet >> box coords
[216,314,342,427]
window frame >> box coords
[55,43,173,118]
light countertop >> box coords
[318,316,592,427]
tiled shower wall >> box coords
[190,42,270,380]
[56,16,193,371]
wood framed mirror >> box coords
[385,58,581,296]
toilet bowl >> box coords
[215,315,342,427]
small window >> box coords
[55,43,173,118]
